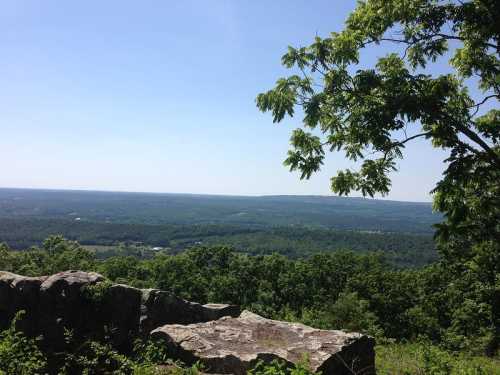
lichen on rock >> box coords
[151,310,375,375]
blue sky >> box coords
[0,0,459,201]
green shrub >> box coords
[0,311,47,375]
[249,358,317,375]
[59,340,134,375]
[133,338,171,366]
[376,343,500,375]
[82,279,114,304]
[280,292,384,339]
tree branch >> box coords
[363,33,497,52]
[468,94,498,108]
[378,132,432,162]
[469,94,499,116]
[456,123,500,167]
[434,33,497,50]
[395,132,432,146]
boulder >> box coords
[40,270,103,291]
[0,270,143,351]
[13,271,105,350]
[140,289,240,333]
[201,303,241,322]
[0,271,240,352]
[0,271,47,335]
[151,311,375,375]
[101,284,143,350]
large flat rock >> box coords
[151,310,375,375]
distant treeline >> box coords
[0,217,256,249]
[0,188,439,233]
[0,217,436,268]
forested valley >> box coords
[0,189,438,268]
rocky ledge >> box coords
[152,310,375,375]
[0,270,239,351]
[0,271,374,374]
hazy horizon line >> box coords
[0,185,433,204]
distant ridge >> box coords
[0,187,438,234]
[0,187,431,204]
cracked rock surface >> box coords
[151,310,375,375]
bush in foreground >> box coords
[376,342,500,375]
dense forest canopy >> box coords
[0,217,436,268]
[1,239,499,373]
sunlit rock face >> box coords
[152,310,376,375]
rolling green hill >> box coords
[0,188,438,233]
